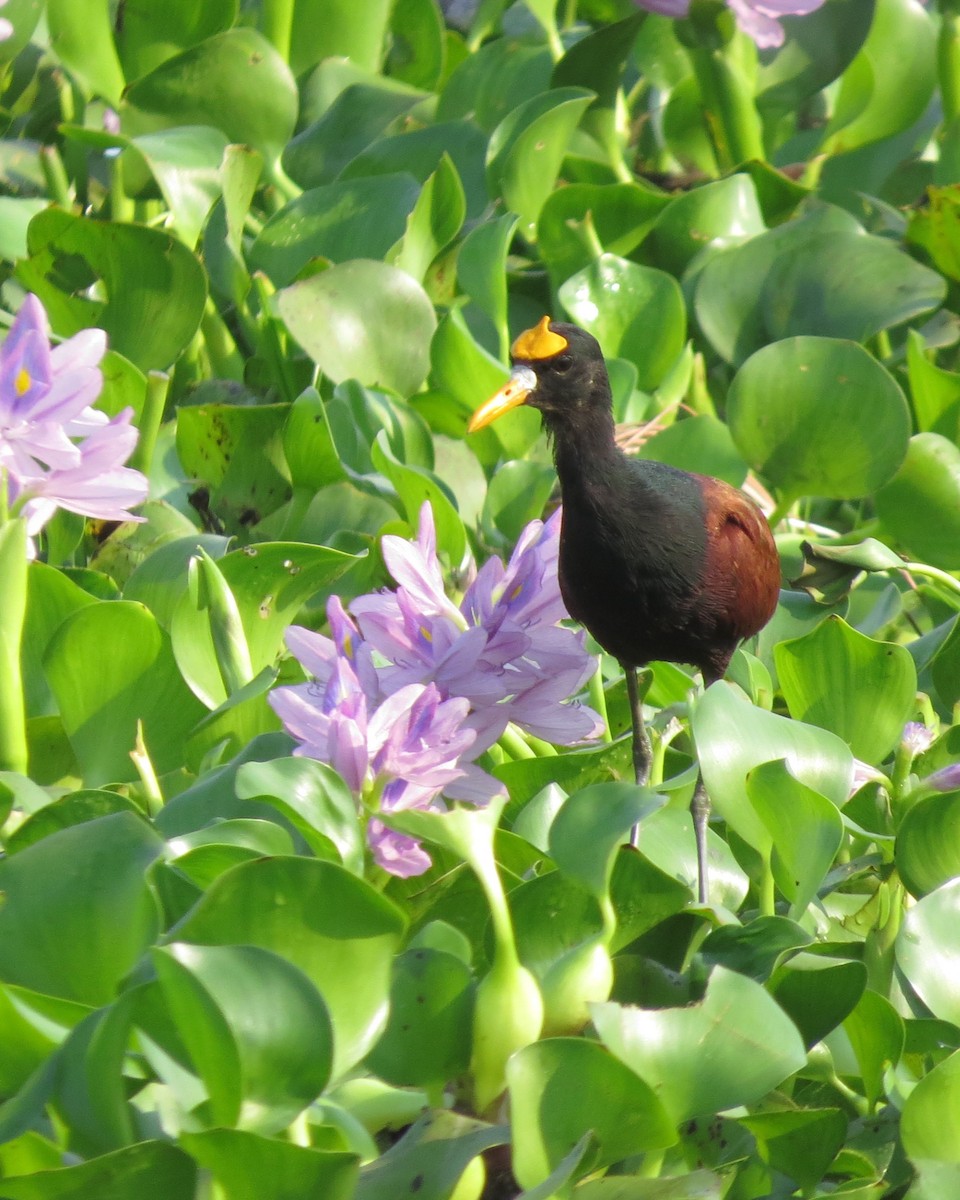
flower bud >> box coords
[470,956,543,1113]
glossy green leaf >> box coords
[6,789,142,854]
[122,535,231,630]
[457,213,520,357]
[365,947,474,1086]
[390,154,465,284]
[250,175,421,287]
[843,987,905,1109]
[115,0,238,79]
[761,232,944,343]
[126,125,229,249]
[727,336,910,503]
[774,615,917,764]
[486,88,596,239]
[638,805,747,912]
[355,1109,506,1200]
[768,955,866,1048]
[875,433,960,569]
[0,813,161,1005]
[700,916,811,982]
[21,561,98,718]
[175,857,406,1079]
[181,1129,358,1200]
[0,1142,196,1200]
[153,942,333,1132]
[739,1107,847,1191]
[901,1048,960,1163]
[897,877,960,1026]
[823,0,935,156]
[692,682,853,855]
[46,0,124,104]
[906,329,960,433]
[278,260,437,396]
[898,791,960,898]
[538,181,670,290]
[480,459,556,545]
[370,432,466,565]
[559,255,686,391]
[757,0,874,109]
[17,208,207,372]
[125,29,298,161]
[508,1038,676,1190]
[644,175,766,277]
[44,601,206,784]
[639,414,748,487]
[549,782,665,904]
[288,0,395,74]
[593,966,807,1125]
[747,760,845,918]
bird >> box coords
[467,317,781,904]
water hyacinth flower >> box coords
[270,502,604,875]
[634,0,825,49]
[0,294,148,551]
[0,0,11,41]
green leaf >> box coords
[559,255,686,391]
[644,174,765,277]
[125,29,298,162]
[768,955,866,1048]
[115,0,238,79]
[0,1142,195,1200]
[43,601,206,785]
[538,181,670,291]
[457,213,520,358]
[153,943,333,1133]
[387,0,445,89]
[898,791,960,899]
[746,760,845,918]
[843,987,904,1109]
[355,1109,506,1200]
[16,208,207,372]
[288,0,395,74]
[126,125,230,249]
[182,1129,358,1200]
[774,615,917,764]
[592,966,807,1125]
[174,857,406,1079]
[250,175,421,287]
[46,0,124,104]
[235,757,365,875]
[901,1048,960,1163]
[5,789,142,854]
[508,1038,675,1191]
[822,0,935,156]
[756,0,875,110]
[739,1107,847,1191]
[370,432,467,565]
[761,232,944,344]
[906,329,960,432]
[365,948,474,1086]
[727,336,910,503]
[0,813,162,1005]
[480,460,556,545]
[390,154,465,284]
[691,682,853,855]
[896,877,960,1026]
[485,88,596,239]
[874,433,960,569]
[278,260,437,396]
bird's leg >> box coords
[624,665,651,848]
[691,772,710,905]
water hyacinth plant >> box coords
[271,502,602,873]
[4,0,960,1195]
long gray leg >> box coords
[625,665,651,848]
[691,772,710,904]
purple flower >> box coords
[924,763,960,794]
[0,0,11,41]
[901,721,935,758]
[633,0,825,48]
[0,294,148,549]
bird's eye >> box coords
[553,355,573,374]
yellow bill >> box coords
[467,366,538,433]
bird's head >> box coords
[467,317,610,435]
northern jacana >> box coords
[468,318,781,903]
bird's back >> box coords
[556,456,780,681]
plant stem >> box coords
[261,0,295,62]
[128,371,169,477]
[759,850,776,917]
[40,145,72,209]
[939,1,960,125]
[0,519,29,774]
[589,663,612,742]
[689,42,764,170]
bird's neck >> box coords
[547,404,619,478]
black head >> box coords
[467,318,613,436]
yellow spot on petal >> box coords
[15,367,31,396]
[511,316,568,362]
[420,625,433,643]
